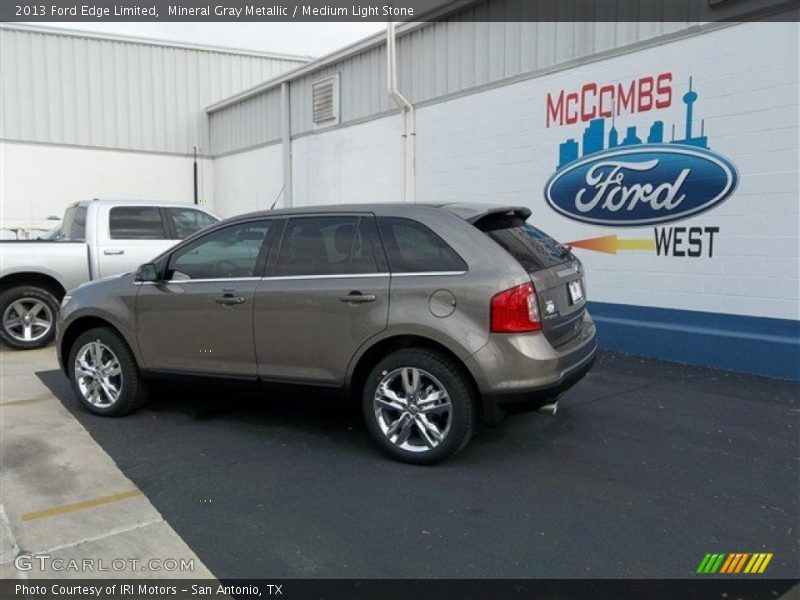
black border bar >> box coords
[2,579,799,600]
[2,0,800,23]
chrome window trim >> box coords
[392,271,467,277]
[133,271,467,285]
[262,273,390,281]
[134,277,262,285]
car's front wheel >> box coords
[362,348,476,464]
[68,327,147,416]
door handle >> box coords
[339,292,376,304]
[103,249,124,255]
[215,295,246,306]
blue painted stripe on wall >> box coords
[587,301,800,381]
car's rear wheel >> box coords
[0,286,59,350]
[362,348,476,464]
[68,327,147,416]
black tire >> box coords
[68,327,148,417]
[362,348,476,465]
[0,286,60,350]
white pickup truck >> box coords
[0,200,218,349]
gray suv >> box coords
[57,203,596,464]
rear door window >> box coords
[378,217,466,273]
[475,214,570,272]
[275,216,378,276]
[167,208,218,239]
[109,207,167,240]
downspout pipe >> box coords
[386,21,416,203]
[281,81,293,207]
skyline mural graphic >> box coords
[557,77,709,169]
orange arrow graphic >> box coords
[567,234,656,255]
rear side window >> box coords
[378,217,466,273]
[109,207,166,240]
[61,206,87,241]
[167,208,218,239]
[476,215,570,272]
[276,216,378,277]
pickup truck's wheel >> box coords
[0,286,59,350]
[68,327,147,416]
[363,348,476,465]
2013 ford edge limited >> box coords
[57,203,597,464]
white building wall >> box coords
[291,116,403,207]
[212,143,284,218]
[416,21,799,321]
[0,142,213,235]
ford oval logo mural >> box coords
[545,145,738,226]
[545,77,738,227]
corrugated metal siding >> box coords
[393,18,694,104]
[0,26,305,155]
[208,13,702,156]
[290,44,392,135]
[209,87,283,155]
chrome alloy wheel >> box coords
[2,298,54,343]
[74,341,123,407]
[373,367,452,452]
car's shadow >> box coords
[36,368,569,465]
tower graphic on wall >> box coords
[557,78,709,169]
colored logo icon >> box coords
[696,552,773,574]
[545,78,738,227]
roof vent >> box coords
[312,74,339,126]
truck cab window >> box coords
[109,207,166,240]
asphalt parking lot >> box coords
[37,350,798,580]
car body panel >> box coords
[135,278,261,377]
[0,241,90,292]
[254,274,390,385]
[57,274,141,370]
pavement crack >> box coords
[0,502,28,578]
[0,517,164,565]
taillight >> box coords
[490,282,541,333]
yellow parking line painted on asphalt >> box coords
[0,395,53,407]
[20,490,144,522]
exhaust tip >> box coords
[538,401,559,416]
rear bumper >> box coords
[465,312,597,424]
[483,350,595,414]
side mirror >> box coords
[135,263,160,283]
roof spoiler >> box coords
[465,206,532,225]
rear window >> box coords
[61,206,87,241]
[476,214,571,272]
[378,217,467,273]
[109,207,166,240]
